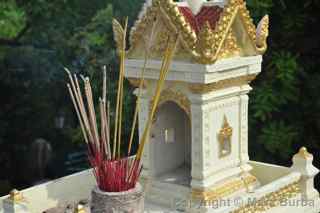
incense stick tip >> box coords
[80,75,86,81]
[64,67,71,74]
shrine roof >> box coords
[127,0,269,64]
[178,6,223,34]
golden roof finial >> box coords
[9,189,23,202]
[297,147,312,159]
[256,15,269,54]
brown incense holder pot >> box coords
[90,183,144,213]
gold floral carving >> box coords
[128,0,269,64]
[150,27,171,58]
[192,174,257,201]
[150,89,191,118]
[75,204,86,213]
[129,3,159,52]
[158,0,197,50]
[218,29,240,59]
[218,115,233,158]
[149,22,185,59]
[127,78,147,89]
[189,74,257,94]
[232,181,301,213]
[195,22,216,63]
[9,189,24,202]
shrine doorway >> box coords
[151,101,191,186]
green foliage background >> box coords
[0,0,319,195]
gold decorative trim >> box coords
[232,181,301,213]
[218,29,241,59]
[195,21,216,63]
[193,2,240,64]
[218,115,233,158]
[149,22,171,58]
[9,189,23,202]
[296,147,313,159]
[158,0,197,51]
[75,204,86,213]
[127,78,148,89]
[192,174,257,201]
[150,89,191,118]
[145,16,190,60]
[128,0,269,64]
[189,74,257,94]
[129,2,159,53]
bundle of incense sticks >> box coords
[65,18,178,192]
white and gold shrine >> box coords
[124,0,320,212]
[0,1,319,213]
[126,0,266,202]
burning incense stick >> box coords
[101,66,112,158]
[127,36,178,183]
[66,17,178,192]
[84,78,100,152]
[106,100,111,157]
[73,74,94,143]
[103,66,107,102]
[135,36,178,160]
[65,69,93,143]
[99,98,107,156]
[112,18,128,160]
[67,84,88,143]
[127,18,158,155]
[117,17,128,159]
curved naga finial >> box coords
[256,15,269,54]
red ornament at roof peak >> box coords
[178,6,223,34]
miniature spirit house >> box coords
[2,0,320,213]
[125,0,269,205]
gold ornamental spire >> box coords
[195,21,216,63]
